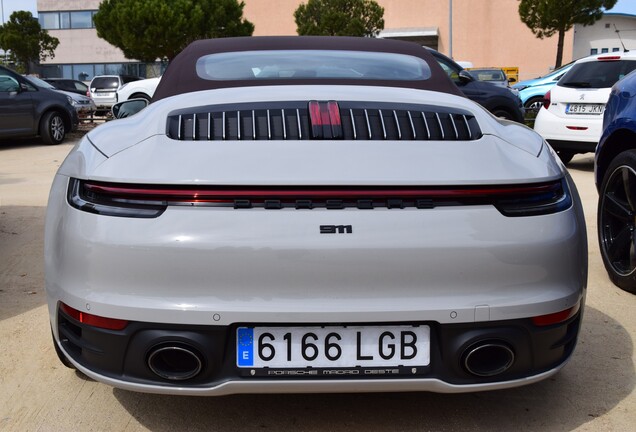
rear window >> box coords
[122,76,141,84]
[91,77,120,89]
[560,59,636,89]
[473,69,506,82]
[195,50,432,81]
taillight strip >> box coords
[84,181,562,202]
[69,178,571,217]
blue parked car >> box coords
[513,61,574,112]
[595,69,636,294]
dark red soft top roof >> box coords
[152,36,463,101]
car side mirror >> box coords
[112,99,148,119]
[508,77,517,83]
[458,70,474,84]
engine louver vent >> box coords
[166,101,482,141]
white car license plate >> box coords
[236,325,430,369]
[566,103,604,115]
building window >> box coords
[601,48,609,54]
[39,10,98,29]
[60,12,71,29]
[613,47,620,52]
[591,48,598,55]
[39,62,165,81]
[605,23,611,29]
[71,11,94,29]
[39,13,60,30]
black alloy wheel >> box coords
[490,108,515,121]
[598,150,636,293]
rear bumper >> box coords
[53,305,583,395]
[534,107,602,152]
[546,139,598,153]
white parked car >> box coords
[534,51,636,164]
[89,75,142,113]
[45,37,587,396]
[116,76,161,103]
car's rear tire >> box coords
[556,150,575,165]
[490,108,515,120]
[40,111,66,145]
[598,150,636,293]
[130,92,151,102]
[524,96,544,114]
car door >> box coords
[0,69,36,137]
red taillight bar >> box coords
[84,182,562,202]
[60,302,128,330]
[531,302,580,327]
[598,56,621,61]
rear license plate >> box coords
[566,103,604,114]
[236,325,430,369]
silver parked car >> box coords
[46,36,587,396]
[89,74,141,113]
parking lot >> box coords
[0,138,634,431]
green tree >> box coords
[94,0,254,65]
[519,0,617,68]
[294,0,384,37]
[0,11,59,74]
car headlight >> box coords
[66,96,77,106]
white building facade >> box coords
[573,13,636,59]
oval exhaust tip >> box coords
[147,345,203,381]
[463,342,515,377]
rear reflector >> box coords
[60,302,128,330]
[531,302,580,326]
[598,56,621,61]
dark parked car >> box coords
[0,65,78,145]
[428,49,525,122]
[595,69,636,294]
[44,78,89,96]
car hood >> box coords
[63,85,561,185]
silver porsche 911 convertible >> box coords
[45,36,587,396]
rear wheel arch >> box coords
[597,129,636,187]
[129,92,151,102]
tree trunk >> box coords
[555,29,565,69]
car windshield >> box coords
[560,59,636,88]
[196,50,432,81]
[24,75,56,89]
